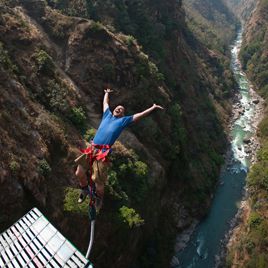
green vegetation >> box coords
[46,80,68,113]
[249,212,262,229]
[34,79,69,114]
[134,59,164,82]
[183,0,238,54]
[108,148,149,203]
[248,160,268,192]
[0,42,18,73]
[124,35,136,46]
[119,206,144,228]
[240,26,267,98]
[50,0,92,18]
[34,49,55,75]
[84,128,96,141]
[64,187,88,215]
[114,0,166,60]
[38,159,52,177]
[51,0,177,61]
[90,21,104,32]
[69,106,87,131]
[9,160,20,174]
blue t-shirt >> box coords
[93,108,133,146]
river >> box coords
[171,29,262,268]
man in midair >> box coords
[75,88,163,211]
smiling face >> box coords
[113,105,125,117]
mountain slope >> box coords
[223,0,257,24]
[183,0,238,53]
[0,0,237,267]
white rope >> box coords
[86,220,95,259]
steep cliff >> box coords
[0,0,236,267]
[184,0,238,53]
[226,0,268,267]
[223,0,256,24]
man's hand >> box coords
[152,104,164,110]
[103,88,113,112]
[133,103,164,122]
[104,88,113,94]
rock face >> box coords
[0,1,236,267]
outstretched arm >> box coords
[103,88,113,112]
[133,104,164,122]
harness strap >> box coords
[79,142,111,207]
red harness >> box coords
[80,143,111,162]
[80,143,111,206]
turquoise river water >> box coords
[173,30,259,268]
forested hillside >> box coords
[183,0,238,53]
[223,0,256,23]
[0,0,237,267]
[226,0,268,266]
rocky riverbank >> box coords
[215,85,265,267]
[231,86,264,163]
[170,220,199,267]
[170,27,265,266]
[170,84,265,268]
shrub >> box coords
[64,187,88,215]
[38,159,51,177]
[34,79,69,114]
[134,161,148,177]
[248,162,268,192]
[84,128,96,142]
[256,70,268,88]
[9,160,20,174]
[90,21,103,32]
[35,50,55,75]
[156,72,165,81]
[136,62,149,78]
[119,206,144,228]
[259,117,268,138]
[46,80,68,113]
[245,239,255,253]
[148,61,165,81]
[125,35,136,46]
[69,106,86,131]
[108,147,149,203]
[139,52,149,62]
[108,170,119,187]
[249,212,262,229]
[0,42,18,73]
[260,84,268,99]
[107,170,128,201]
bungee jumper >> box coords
[74,88,163,257]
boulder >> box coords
[243,138,251,144]
[170,256,180,267]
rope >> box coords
[86,220,95,259]
[80,142,111,259]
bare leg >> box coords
[92,161,109,212]
[75,164,88,188]
[95,182,104,198]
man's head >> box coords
[113,105,125,117]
